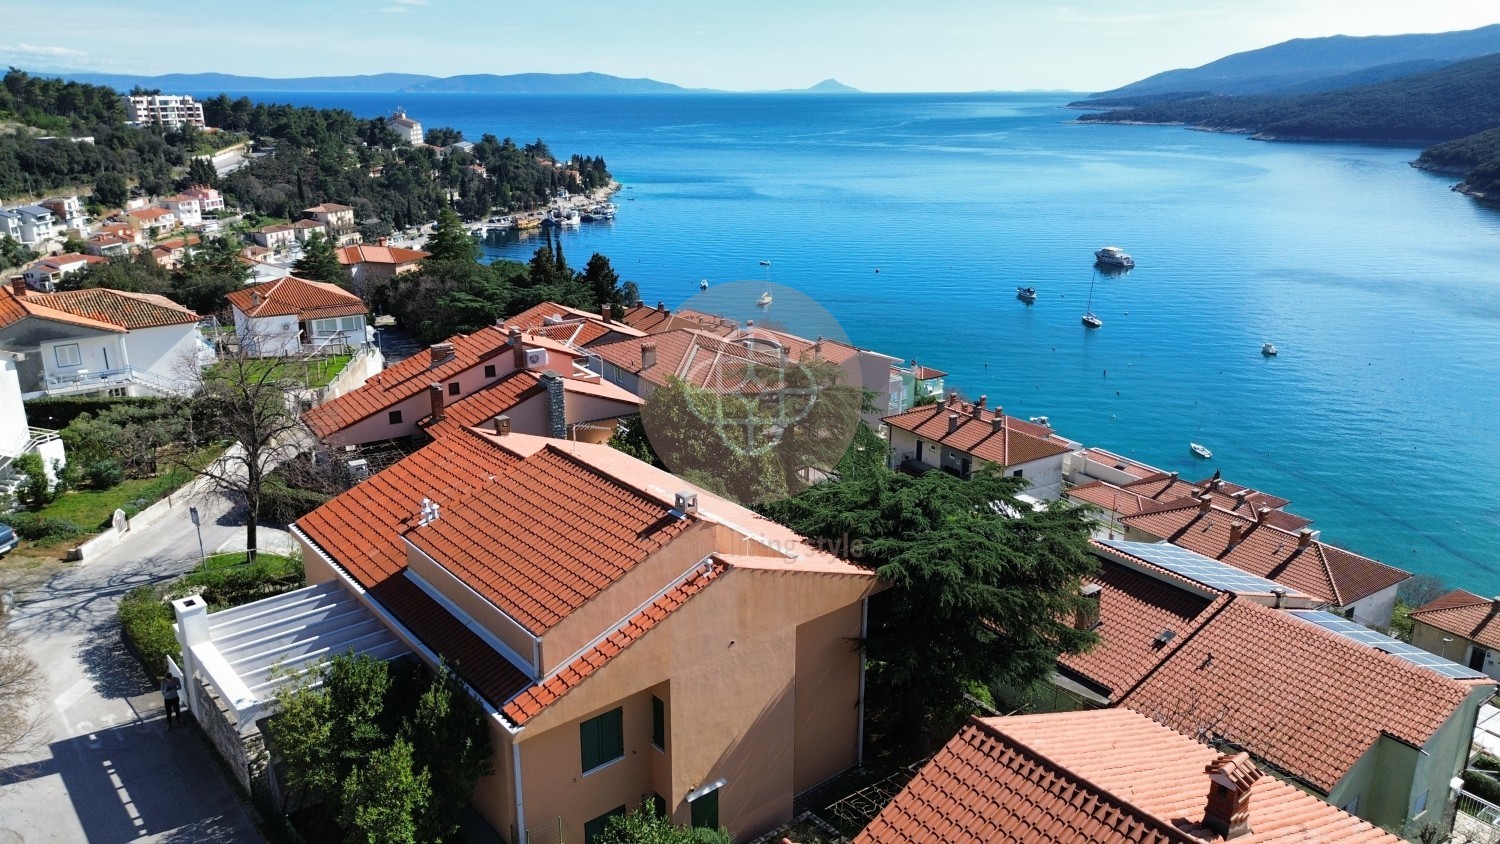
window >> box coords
[651,793,668,820]
[583,805,626,844]
[448,382,460,396]
[1012,469,1023,478]
[580,707,624,773]
[690,787,720,829]
[388,410,403,424]
[652,696,665,751]
[484,364,496,378]
[54,343,81,367]
[1414,789,1429,816]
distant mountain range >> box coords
[59,70,861,95]
[1083,24,1500,101]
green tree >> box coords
[758,467,1100,758]
[423,206,478,263]
[171,236,252,316]
[0,236,37,271]
[598,802,732,844]
[404,665,494,842]
[581,252,621,310]
[292,231,347,285]
[339,738,430,844]
[93,171,128,207]
[186,156,218,188]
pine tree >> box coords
[292,231,347,285]
[424,206,479,263]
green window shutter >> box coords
[581,707,624,773]
[652,696,665,750]
[690,787,719,829]
[583,805,626,844]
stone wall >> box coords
[192,675,267,795]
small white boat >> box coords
[699,279,708,291]
[1190,442,1213,459]
[1017,286,1037,303]
[1082,312,1102,328]
[1095,246,1135,268]
[1029,416,1050,426]
[759,260,772,267]
[1262,342,1278,356]
[756,291,772,306]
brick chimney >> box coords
[429,342,453,366]
[1234,490,1248,508]
[1227,522,1243,548]
[1297,528,1317,549]
[641,342,658,369]
[971,402,983,419]
[511,329,528,368]
[9,278,26,297]
[1203,752,1261,839]
[428,383,445,422]
[992,415,1005,433]
[1076,583,1102,631]
[599,304,611,324]
[947,391,959,407]
[490,414,511,436]
[1198,493,1213,513]
[1255,506,1270,525]
[976,395,987,409]
[947,413,960,433]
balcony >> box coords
[25,365,194,399]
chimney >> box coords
[1211,478,1224,491]
[947,391,959,407]
[541,369,566,438]
[9,278,26,297]
[1076,583,1102,631]
[641,342,658,369]
[1203,752,1261,839]
[377,236,389,247]
[490,414,511,436]
[976,395,987,409]
[992,415,1005,433]
[1227,522,1243,548]
[251,291,262,308]
[1198,493,1213,513]
[1234,490,1248,508]
[428,383,445,422]
[1168,471,1179,482]
[429,342,453,366]
[512,330,527,368]
[656,301,667,313]
[971,402,983,419]
[599,304,611,324]
[675,491,698,516]
[1297,528,1317,548]
[948,413,960,434]
[1255,506,1270,525]
[1271,587,1287,609]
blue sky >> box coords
[3,0,1497,91]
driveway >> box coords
[0,487,285,843]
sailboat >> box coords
[1082,271,1102,328]
[757,260,773,306]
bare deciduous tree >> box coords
[0,620,45,761]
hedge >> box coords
[24,395,167,429]
[1464,769,1500,805]
[0,512,86,541]
[119,584,180,681]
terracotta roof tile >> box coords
[856,709,1400,844]
[424,369,546,436]
[1070,473,1312,531]
[1122,501,1407,605]
[883,400,1072,468]
[335,244,430,266]
[908,364,946,380]
[1121,597,1484,792]
[501,560,726,724]
[226,276,366,321]
[0,285,129,333]
[405,446,693,634]
[1411,589,1500,650]
[38,288,199,329]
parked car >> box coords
[0,523,16,557]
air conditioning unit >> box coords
[345,458,370,481]
[524,348,548,370]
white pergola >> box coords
[173,581,410,733]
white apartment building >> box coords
[121,93,206,129]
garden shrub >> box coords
[118,585,180,680]
[1464,769,1500,805]
[84,459,125,490]
[0,512,85,541]
[11,452,54,509]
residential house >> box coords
[385,109,423,144]
[1042,538,1491,837]
[619,302,738,337]
[249,223,297,251]
[199,428,874,841]
[301,203,359,246]
[181,185,225,212]
[22,253,106,292]
[0,205,58,249]
[85,227,142,258]
[157,194,203,228]
[507,301,647,351]
[1118,486,1409,625]
[0,350,66,495]
[1068,470,1311,538]
[121,93,205,129]
[1409,590,1500,679]
[880,393,1076,498]
[334,242,429,296]
[150,235,202,270]
[0,279,206,397]
[225,276,368,357]
[856,708,1402,844]
[126,206,176,237]
[288,218,327,243]
[38,196,86,233]
[890,361,946,412]
[303,325,641,447]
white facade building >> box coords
[121,93,206,129]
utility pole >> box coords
[189,506,206,567]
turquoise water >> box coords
[224,91,1500,591]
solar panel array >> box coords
[1289,610,1489,681]
[1099,539,1304,597]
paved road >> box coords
[0,487,290,843]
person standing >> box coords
[161,674,182,729]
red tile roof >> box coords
[1070,473,1312,531]
[33,288,199,330]
[908,364,946,380]
[226,276,365,321]
[502,301,644,348]
[856,709,1400,844]
[405,446,693,634]
[304,202,353,213]
[619,304,739,337]
[1121,500,1407,606]
[31,253,106,273]
[302,325,517,438]
[502,560,727,724]
[1411,590,1500,651]
[883,399,1072,468]
[1120,597,1485,793]
[335,244,430,266]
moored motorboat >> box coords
[700,279,709,291]
[1094,246,1135,268]
[1190,442,1213,459]
[1262,342,1278,356]
[1017,286,1037,303]
[757,291,772,306]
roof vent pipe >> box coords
[1271,587,1287,609]
[674,492,698,516]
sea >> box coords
[206,90,1500,593]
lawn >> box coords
[29,445,223,532]
[217,354,353,391]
